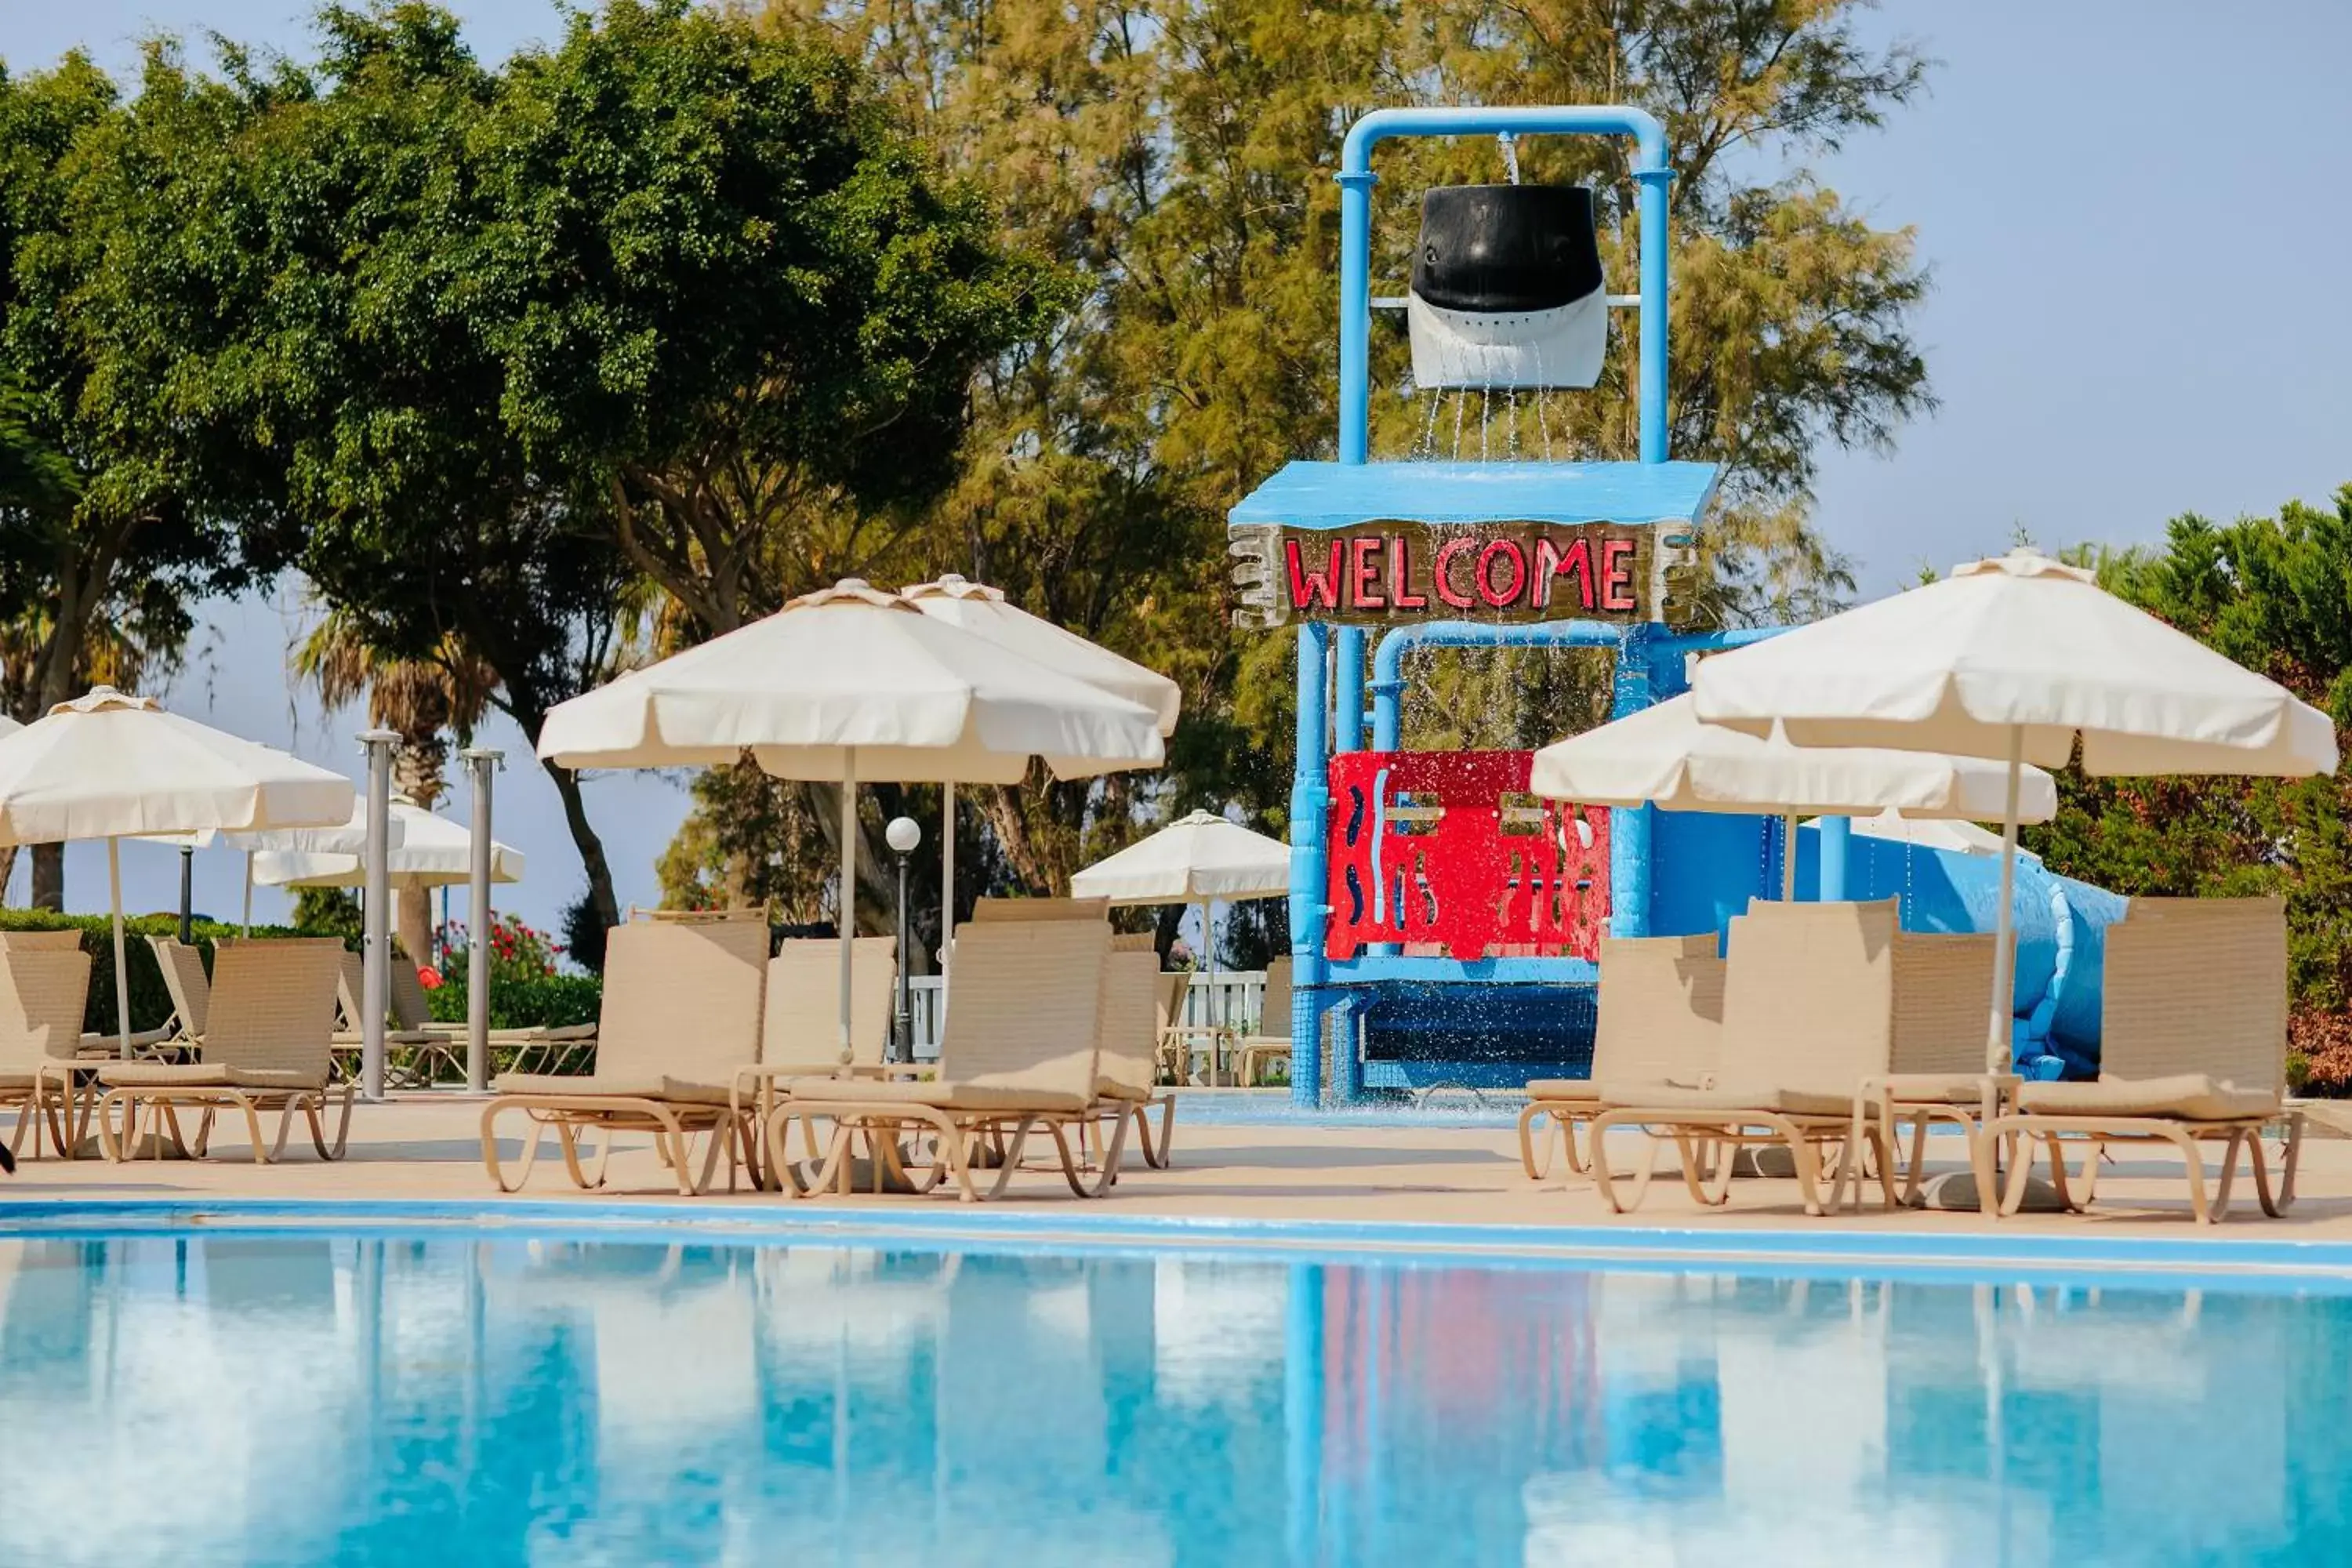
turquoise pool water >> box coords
[0,1229,2346,1565]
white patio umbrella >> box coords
[147,799,409,934]
[252,797,521,891]
[537,579,1165,1066]
[898,573,1182,993]
[1691,549,2339,1069]
[1071,809,1290,1040]
[1530,693,2056,898]
[1820,809,2024,859]
[0,688,354,1054]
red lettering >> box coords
[1534,535,1595,610]
[1285,537,1344,612]
[1601,538,1637,612]
[1388,534,1428,610]
[1348,535,1386,611]
[1476,540,1527,607]
[1433,539,1478,608]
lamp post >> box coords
[176,846,194,944]
[460,747,503,1094]
[884,815,921,1063]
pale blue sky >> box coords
[4,1,2349,929]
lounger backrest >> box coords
[1110,931,1158,953]
[1719,898,1899,1095]
[0,931,85,951]
[386,960,436,1030]
[1889,931,2000,1076]
[762,936,896,1071]
[1098,948,1163,1098]
[202,938,348,1077]
[1592,934,1724,1087]
[937,918,1108,1099]
[597,917,769,1086]
[1154,970,1189,1035]
[147,936,212,1038]
[974,896,1113,924]
[333,950,367,1030]
[2102,897,2286,1091]
[0,947,92,1071]
[1256,957,1293,1036]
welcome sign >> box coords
[1224,460,1716,632]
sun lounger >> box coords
[1985,896,2299,1224]
[1863,931,2012,1210]
[770,917,1116,1202]
[1585,898,1904,1217]
[1518,933,1725,1184]
[0,945,95,1160]
[0,930,176,1059]
[479,911,769,1196]
[1232,958,1295,1088]
[334,949,602,1087]
[95,937,350,1163]
[147,935,212,1046]
[729,935,898,1184]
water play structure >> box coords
[1231,107,2124,1105]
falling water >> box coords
[1451,387,1467,459]
[1419,388,1445,458]
[1497,132,1521,185]
[1479,389,1490,459]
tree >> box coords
[0,52,256,905]
[720,0,1930,895]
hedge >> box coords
[0,909,310,1036]
[426,969,603,1030]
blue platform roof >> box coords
[1228,459,1722,531]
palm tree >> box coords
[296,609,493,965]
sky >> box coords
[2,0,2348,929]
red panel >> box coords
[1325,750,1610,962]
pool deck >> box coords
[9,1091,2352,1268]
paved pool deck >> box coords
[8,1091,2352,1261]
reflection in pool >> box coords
[0,1233,2344,1564]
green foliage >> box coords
[0,909,302,1035]
[425,967,602,1030]
[2034,490,2352,1027]
[292,887,364,945]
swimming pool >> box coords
[0,1225,2345,1565]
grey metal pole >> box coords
[461,747,503,1094]
[176,847,194,944]
[893,851,911,1062]
[359,729,398,1101]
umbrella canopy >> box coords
[0,688,354,1052]
[1690,550,2338,776]
[1820,810,2025,859]
[143,800,408,855]
[0,688,355,847]
[537,579,1165,784]
[1690,550,2340,1070]
[1071,811,1290,905]
[253,798,519,891]
[900,575,1182,735]
[539,579,1166,1068]
[1530,694,2058,821]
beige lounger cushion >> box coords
[98,1062,328,1091]
[1595,1080,1856,1118]
[492,1073,667,1098]
[786,1075,1093,1114]
[1095,1080,1155,1104]
[1879,1075,2009,1105]
[2016,1073,2279,1122]
[656,1077,739,1107]
[1524,1079,1599,1102]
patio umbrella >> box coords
[1820,810,2023,859]
[895,573,1184,994]
[1691,549,2339,1068]
[1530,693,2056,898]
[538,579,1165,1065]
[146,799,409,935]
[0,688,354,1054]
[252,797,520,891]
[1071,808,1290,1040]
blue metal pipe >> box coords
[1607,622,1654,938]
[1328,628,1367,1103]
[1290,623,1333,1108]
[1368,619,1628,751]
[1335,106,1671,466]
[1817,814,1852,902]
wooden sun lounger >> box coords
[96,938,351,1163]
[1232,957,1294,1088]
[479,911,769,1196]
[1985,897,2300,1225]
[0,945,96,1161]
[769,917,1117,1202]
[1585,898,1904,1217]
[1518,933,1725,1187]
[731,935,898,1185]
[1863,930,2013,1211]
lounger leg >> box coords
[554,1120,597,1189]
[1585,1112,1648,1214]
[2252,1113,2303,1218]
[1516,1103,1552,1181]
[481,1102,542,1193]
[1781,1121,1828,1217]
[2208,1129,2243,1223]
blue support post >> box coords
[1290,622,1333,1108]
[1819,814,1853,903]
[1284,1263,1327,1566]
[1607,622,1654,938]
[1329,628,1367,1103]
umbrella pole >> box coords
[1780,814,1798,901]
[108,838,131,1058]
[1986,725,2024,1074]
[838,748,857,1068]
[939,779,955,1007]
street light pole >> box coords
[460,746,503,1094]
[884,815,921,1064]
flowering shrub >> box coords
[437,913,565,985]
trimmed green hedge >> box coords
[426,969,603,1030]
[0,909,310,1035]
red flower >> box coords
[417,966,444,990]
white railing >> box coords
[902,968,1272,1061]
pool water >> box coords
[0,1231,2346,1565]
